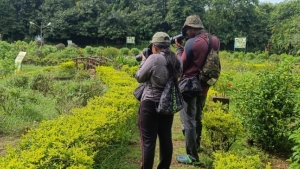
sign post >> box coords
[234,37,247,53]
[126,36,135,47]
[15,52,27,72]
[67,40,73,46]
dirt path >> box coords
[0,135,21,156]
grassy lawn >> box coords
[20,64,45,73]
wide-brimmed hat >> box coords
[182,15,204,30]
[147,32,171,48]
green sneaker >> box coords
[176,154,193,164]
[176,155,201,166]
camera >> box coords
[170,34,185,44]
[136,48,152,61]
[170,30,187,44]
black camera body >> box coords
[170,30,187,44]
[136,48,152,61]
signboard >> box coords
[67,40,73,46]
[126,37,135,44]
[234,37,247,48]
[15,52,27,71]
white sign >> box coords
[67,40,73,46]
[126,37,135,44]
[15,52,27,71]
[234,37,247,48]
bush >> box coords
[55,61,76,79]
[29,73,53,96]
[232,63,300,155]
[56,43,65,50]
[213,152,267,169]
[130,48,140,56]
[5,74,30,88]
[84,46,96,56]
[202,101,243,153]
[120,47,130,55]
[102,47,120,59]
[246,52,256,60]
[0,67,138,168]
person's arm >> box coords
[135,55,156,83]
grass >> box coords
[20,64,44,73]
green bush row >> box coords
[0,66,139,168]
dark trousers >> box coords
[195,95,207,149]
[138,101,174,169]
[179,95,206,161]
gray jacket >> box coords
[135,52,183,102]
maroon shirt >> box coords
[177,33,220,96]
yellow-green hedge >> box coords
[0,66,139,168]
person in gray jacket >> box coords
[135,32,182,169]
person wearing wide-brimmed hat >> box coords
[135,32,182,169]
[174,15,220,165]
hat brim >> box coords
[182,24,203,30]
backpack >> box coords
[200,34,221,86]
[156,77,184,115]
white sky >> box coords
[260,0,286,3]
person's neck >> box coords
[195,29,205,36]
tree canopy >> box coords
[0,0,299,55]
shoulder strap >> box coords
[205,34,212,59]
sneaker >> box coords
[176,155,201,166]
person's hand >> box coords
[174,39,183,48]
[141,53,147,61]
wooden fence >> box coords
[72,56,121,70]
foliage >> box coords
[202,101,244,153]
[0,66,138,168]
[130,48,140,56]
[101,47,120,59]
[288,129,300,169]
[0,85,56,134]
[270,0,300,55]
[231,62,300,155]
[55,61,77,79]
[120,47,130,55]
[213,152,267,169]
[56,43,66,50]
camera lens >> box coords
[170,34,184,44]
[135,54,142,61]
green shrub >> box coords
[130,48,140,56]
[29,73,53,96]
[219,51,231,59]
[288,129,300,168]
[120,47,130,55]
[0,66,138,168]
[55,43,65,50]
[75,70,91,80]
[213,152,265,169]
[202,101,243,152]
[5,74,30,88]
[257,53,269,60]
[84,46,96,56]
[55,61,76,79]
[232,62,300,155]
[102,47,120,59]
[0,87,56,134]
[246,52,256,60]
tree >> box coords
[270,0,300,55]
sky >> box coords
[260,0,286,3]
